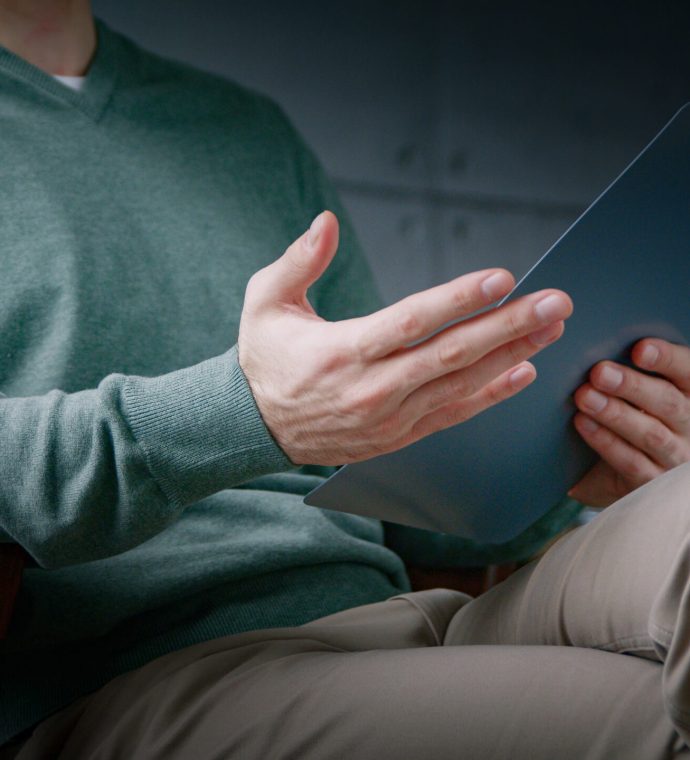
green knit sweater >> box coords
[0,21,581,742]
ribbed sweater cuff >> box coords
[122,346,293,507]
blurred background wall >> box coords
[92,0,690,303]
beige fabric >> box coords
[11,462,690,759]
[446,461,690,743]
[11,594,685,760]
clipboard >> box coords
[304,103,690,543]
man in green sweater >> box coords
[1,2,690,758]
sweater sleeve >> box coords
[0,346,292,569]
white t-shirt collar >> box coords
[53,74,86,91]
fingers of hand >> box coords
[569,342,690,506]
[400,323,562,421]
[588,360,690,433]
[409,362,536,441]
[574,383,690,468]
[391,288,571,391]
[354,268,516,361]
[246,211,340,308]
[573,412,664,488]
[632,338,690,394]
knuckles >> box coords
[658,392,685,424]
[353,329,383,363]
[426,372,475,413]
[643,422,675,457]
[334,385,406,451]
[407,355,434,387]
[395,310,421,344]
[450,286,475,316]
[313,345,352,375]
[341,382,394,423]
[438,336,470,369]
[483,378,507,405]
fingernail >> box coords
[582,388,608,413]
[481,272,512,301]
[509,365,533,388]
[528,323,562,346]
[598,365,623,391]
[579,416,599,433]
[639,344,660,368]
[534,294,569,323]
[306,212,325,250]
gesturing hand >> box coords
[238,211,573,466]
[569,339,690,507]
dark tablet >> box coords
[305,103,690,543]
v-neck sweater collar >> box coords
[0,19,118,121]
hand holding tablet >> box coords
[306,103,690,542]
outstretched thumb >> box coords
[252,211,340,308]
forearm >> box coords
[0,347,292,568]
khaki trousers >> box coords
[13,462,690,759]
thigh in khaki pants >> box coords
[12,463,690,760]
[447,461,690,742]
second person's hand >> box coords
[570,339,690,506]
